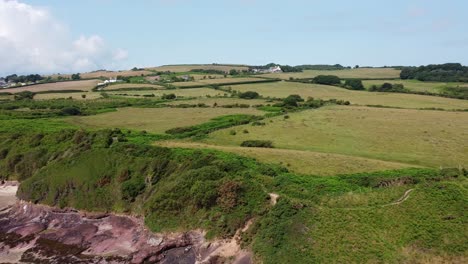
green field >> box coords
[203,105,468,167]
[156,141,418,176]
[362,79,464,93]
[164,97,270,107]
[230,81,468,109]
[34,92,102,100]
[261,68,401,80]
[66,107,264,133]
[107,87,226,98]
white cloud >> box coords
[0,0,128,75]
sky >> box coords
[1,0,468,75]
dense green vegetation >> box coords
[401,63,468,82]
[2,128,466,263]
[0,73,467,263]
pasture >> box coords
[171,77,267,87]
[164,97,269,106]
[362,79,462,93]
[156,141,417,176]
[230,81,468,109]
[147,64,249,72]
[1,80,100,93]
[66,107,264,134]
[34,92,102,100]
[101,83,165,90]
[203,105,468,167]
[50,70,153,79]
[261,68,401,80]
[107,88,225,98]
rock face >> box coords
[0,183,252,264]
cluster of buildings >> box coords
[97,77,123,87]
[251,66,283,74]
[0,78,29,88]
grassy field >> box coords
[362,79,464,93]
[107,88,226,98]
[203,105,468,167]
[49,70,153,79]
[155,141,418,176]
[261,68,401,80]
[164,97,269,107]
[1,80,100,93]
[66,107,264,133]
[34,92,102,100]
[172,77,267,87]
[147,64,249,72]
[101,83,165,90]
[231,81,468,109]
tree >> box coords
[162,93,176,100]
[344,79,364,90]
[229,69,239,75]
[14,91,35,100]
[313,75,341,85]
[71,73,81,80]
[283,94,304,107]
[239,91,260,99]
[60,107,81,116]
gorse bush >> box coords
[241,140,274,148]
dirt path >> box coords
[269,193,279,205]
[382,189,414,207]
[0,182,18,211]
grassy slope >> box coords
[261,68,401,80]
[362,79,462,94]
[65,107,264,134]
[230,81,468,109]
[204,105,468,167]
[107,88,225,98]
[155,141,418,176]
[0,119,465,263]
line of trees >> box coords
[400,63,468,82]
[4,74,43,83]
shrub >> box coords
[241,140,273,148]
[344,79,364,90]
[239,91,260,99]
[230,130,237,135]
[283,94,304,107]
[313,75,341,85]
[14,91,35,100]
[162,93,176,100]
[60,107,81,116]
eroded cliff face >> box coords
[0,183,252,264]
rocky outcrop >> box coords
[0,183,252,264]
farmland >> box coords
[230,81,468,109]
[65,107,264,133]
[107,87,225,98]
[147,64,249,72]
[49,70,153,79]
[362,79,463,93]
[171,77,270,87]
[1,64,467,264]
[203,105,468,167]
[101,83,165,90]
[155,141,417,176]
[261,67,401,80]
[1,79,100,93]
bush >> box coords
[14,91,35,100]
[313,75,341,85]
[239,91,260,99]
[344,79,364,90]
[162,93,176,100]
[60,107,81,116]
[283,94,304,107]
[241,140,273,148]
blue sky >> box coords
[2,0,468,74]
